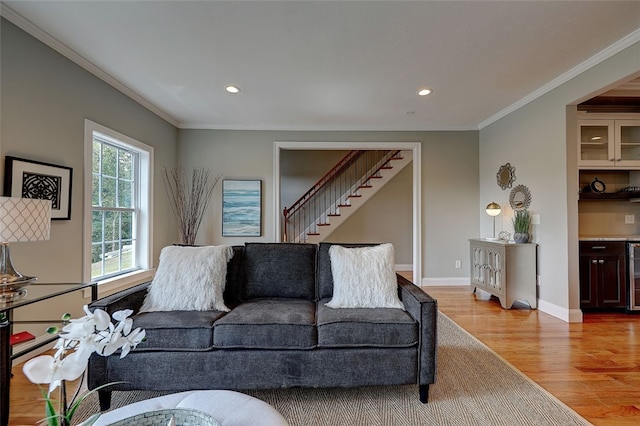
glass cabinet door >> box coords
[579,120,614,166]
[616,119,640,166]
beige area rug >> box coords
[72,313,591,425]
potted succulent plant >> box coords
[512,209,531,244]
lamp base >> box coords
[0,243,37,294]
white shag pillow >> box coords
[140,245,234,312]
[325,243,405,310]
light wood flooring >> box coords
[8,285,640,425]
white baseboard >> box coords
[420,277,470,286]
[415,279,583,324]
[538,299,583,323]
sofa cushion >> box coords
[140,245,234,312]
[243,243,317,300]
[317,242,379,299]
[213,298,317,349]
[317,299,417,348]
[325,243,405,310]
[132,311,226,351]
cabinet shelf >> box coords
[579,192,640,200]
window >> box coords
[84,120,153,285]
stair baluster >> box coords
[283,150,401,242]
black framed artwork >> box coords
[4,156,73,220]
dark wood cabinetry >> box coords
[579,241,627,309]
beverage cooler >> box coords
[628,243,640,311]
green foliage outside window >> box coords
[91,137,137,279]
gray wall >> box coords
[178,129,478,281]
[1,19,178,320]
[479,40,640,321]
[280,150,347,210]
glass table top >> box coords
[0,282,95,311]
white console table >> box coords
[469,239,538,309]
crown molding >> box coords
[479,27,640,130]
[1,3,179,128]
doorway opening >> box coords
[273,141,422,283]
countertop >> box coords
[580,235,640,241]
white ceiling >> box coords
[2,1,640,131]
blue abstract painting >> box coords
[222,180,262,236]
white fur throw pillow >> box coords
[325,243,405,310]
[140,245,233,312]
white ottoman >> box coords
[84,390,288,426]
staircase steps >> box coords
[283,149,412,243]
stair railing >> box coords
[283,150,401,242]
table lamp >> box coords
[0,197,51,290]
[485,202,502,238]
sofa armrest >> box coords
[89,281,151,315]
[397,274,437,389]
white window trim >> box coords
[83,120,154,293]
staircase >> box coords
[283,149,412,243]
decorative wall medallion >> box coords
[509,184,532,211]
[497,163,516,190]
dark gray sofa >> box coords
[87,243,437,410]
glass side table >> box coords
[0,282,97,426]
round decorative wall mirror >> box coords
[509,184,532,211]
[497,163,516,190]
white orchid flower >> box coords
[112,309,133,322]
[23,352,87,394]
[22,304,146,425]
[61,306,111,340]
[120,328,146,358]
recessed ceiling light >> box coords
[417,88,431,97]
[225,85,241,94]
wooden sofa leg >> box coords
[98,390,112,411]
[419,384,429,403]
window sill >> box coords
[83,269,155,299]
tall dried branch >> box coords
[162,166,222,245]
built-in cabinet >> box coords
[577,113,640,312]
[579,117,640,168]
[469,239,537,309]
[579,241,627,309]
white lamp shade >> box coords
[0,197,51,242]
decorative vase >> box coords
[513,232,529,244]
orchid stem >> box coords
[61,380,69,426]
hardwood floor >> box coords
[8,285,640,425]
[426,285,640,426]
